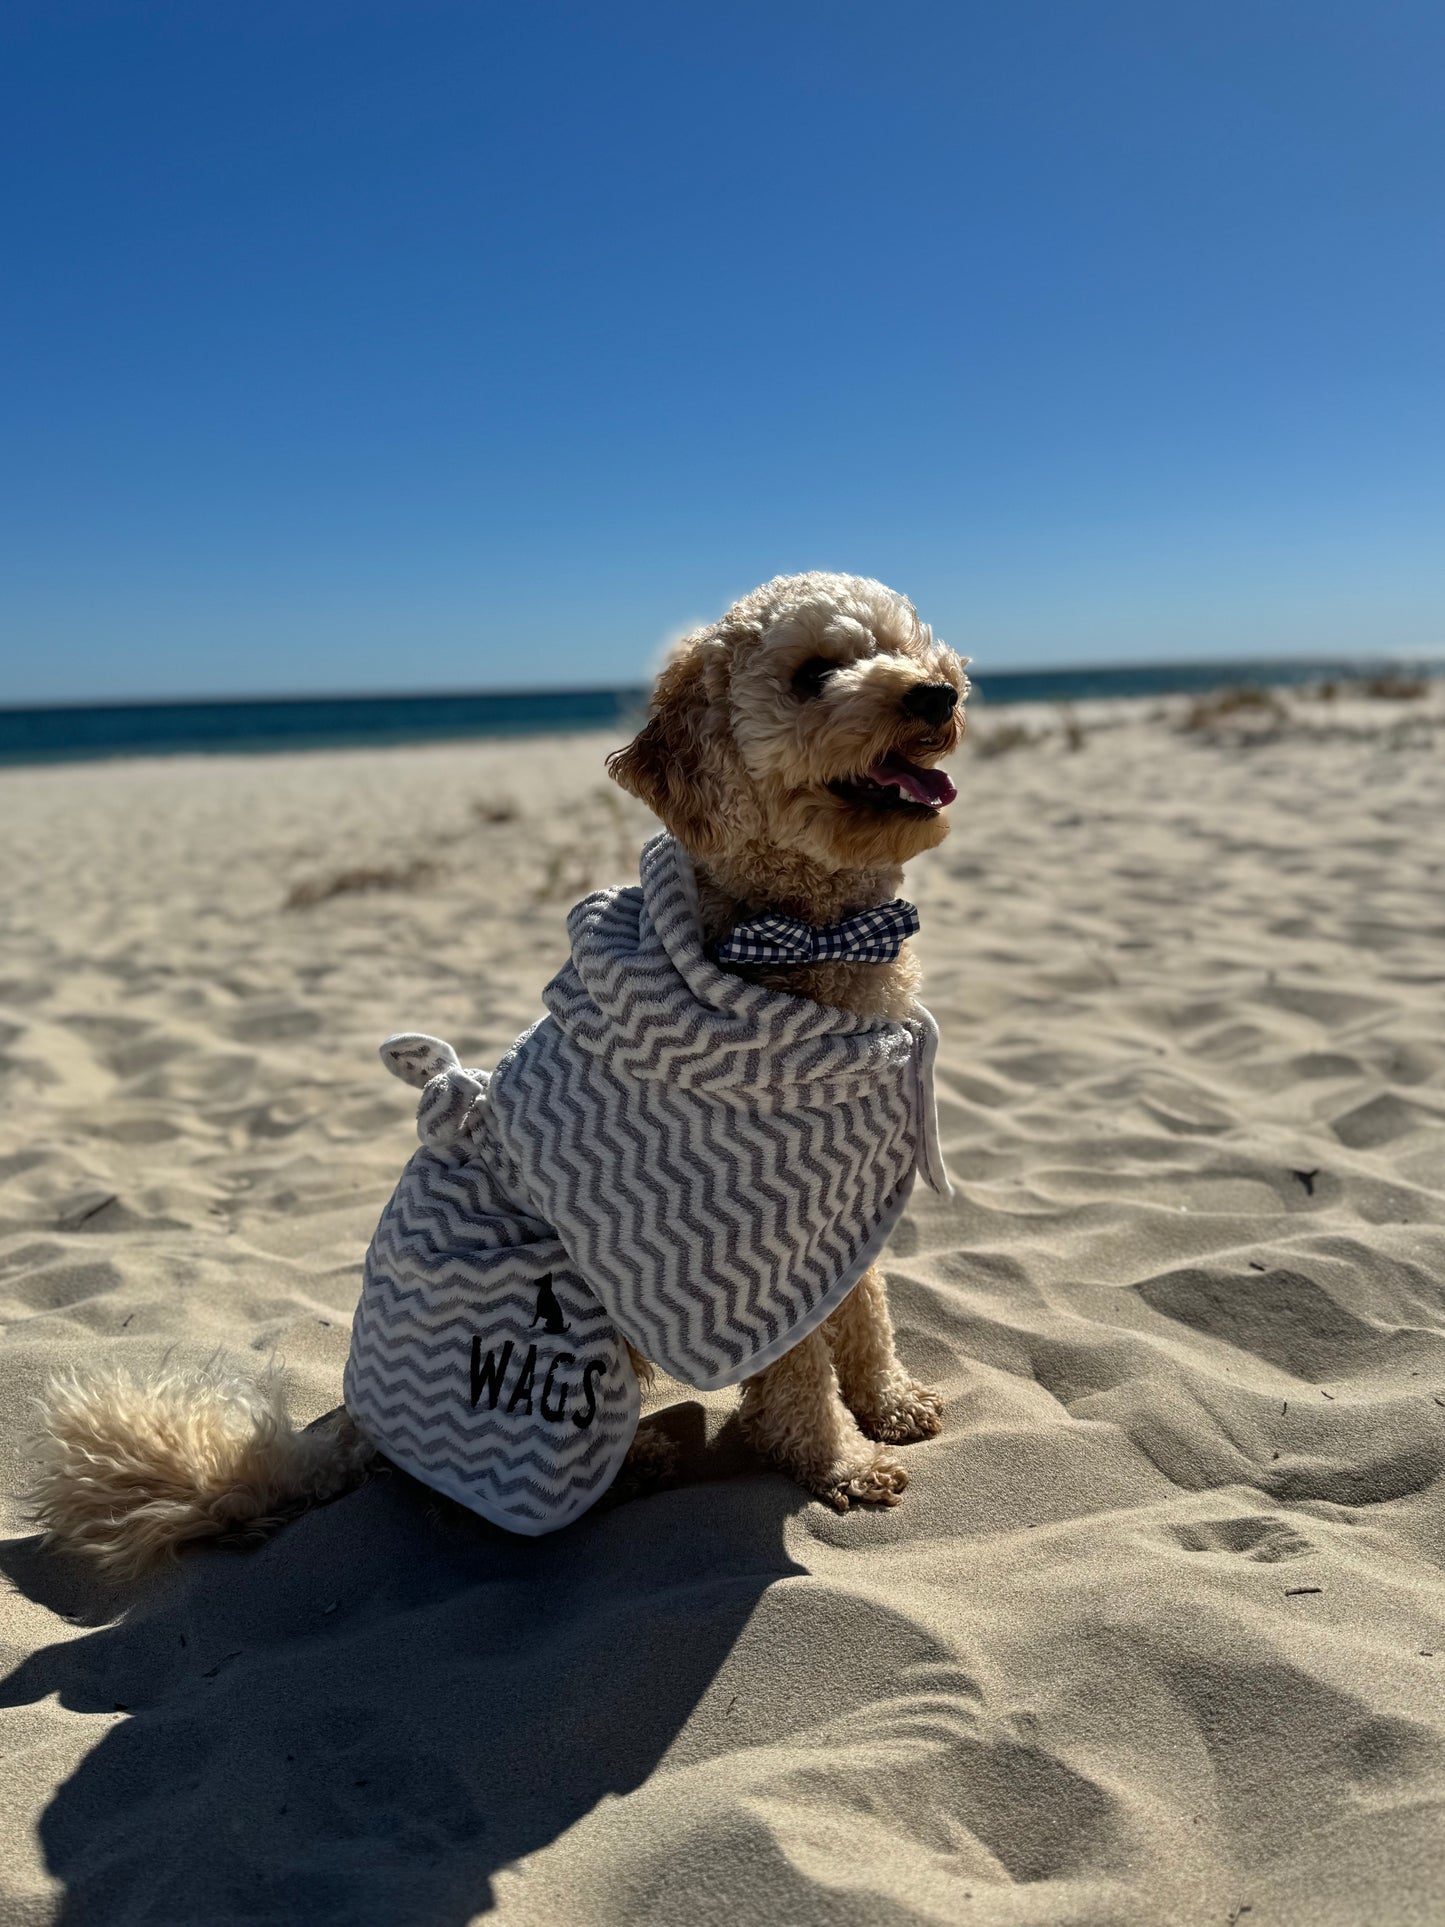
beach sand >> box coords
[2,685,1444,1925]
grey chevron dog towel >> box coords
[345,832,950,1536]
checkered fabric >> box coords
[715,898,921,966]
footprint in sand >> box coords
[1332,1091,1445,1150]
[1134,1264,1391,1380]
[227,1003,323,1045]
[1168,1515,1315,1563]
[6,1255,127,1315]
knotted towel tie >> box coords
[379,1033,490,1150]
[715,898,920,967]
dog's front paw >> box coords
[811,1444,909,1512]
[852,1378,943,1445]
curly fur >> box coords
[26,1362,372,1579]
[28,571,966,1571]
[609,571,965,1507]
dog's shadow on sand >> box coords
[2,1404,804,1926]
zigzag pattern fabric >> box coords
[345,832,948,1534]
[344,1091,640,1537]
[489,833,950,1389]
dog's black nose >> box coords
[901,682,958,727]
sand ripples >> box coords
[2,707,1444,1922]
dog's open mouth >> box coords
[827,750,958,816]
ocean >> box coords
[0,658,1438,768]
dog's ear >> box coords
[607,642,731,855]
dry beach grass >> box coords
[2,683,1444,1924]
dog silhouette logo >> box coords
[530,1273,568,1335]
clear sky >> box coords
[2,1,1442,703]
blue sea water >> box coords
[0,687,648,767]
[0,659,1438,767]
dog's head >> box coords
[608,573,968,872]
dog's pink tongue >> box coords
[868,751,957,808]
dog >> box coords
[28,572,968,1575]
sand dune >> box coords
[2,687,1444,1924]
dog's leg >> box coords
[823,1264,943,1444]
[740,1327,908,1510]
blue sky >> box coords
[2,1,1442,702]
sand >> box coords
[2,684,1444,1925]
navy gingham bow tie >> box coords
[715,898,921,966]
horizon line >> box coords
[4,646,1443,715]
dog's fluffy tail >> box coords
[26,1360,372,1582]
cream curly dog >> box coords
[29,572,968,1575]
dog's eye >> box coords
[791,657,837,701]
